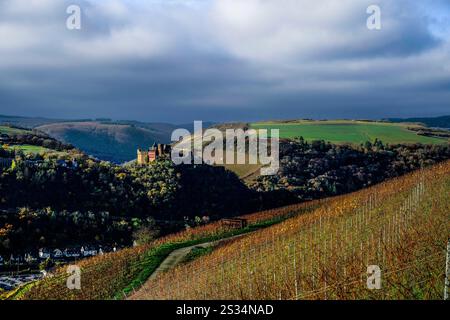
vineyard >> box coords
[131,161,450,300]
[10,196,322,300]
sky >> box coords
[0,0,449,123]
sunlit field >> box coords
[250,121,447,145]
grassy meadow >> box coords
[250,120,447,145]
[0,125,65,155]
[5,144,50,154]
[0,125,28,135]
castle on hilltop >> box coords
[137,143,171,165]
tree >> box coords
[132,218,160,245]
[39,257,54,271]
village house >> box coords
[0,253,38,265]
[2,245,111,269]
[37,245,103,261]
[81,246,98,257]
[24,253,37,263]
[38,248,51,259]
[9,254,26,265]
[52,249,64,259]
[64,248,81,258]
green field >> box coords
[250,120,448,145]
[0,125,28,135]
[0,125,66,155]
[5,144,50,154]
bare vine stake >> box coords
[393,214,396,245]
[238,252,241,290]
[302,245,305,274]
[320,215,322,234]
[362,206,365,228]
[360,242,363,284]
[377,230,381,263]
[444,238,450,300]
[382,229,386,266]
[310,229,313,284]
[249,251,253,297]
[387,217,391,248]
[292,243,298,299]
[330,231,333,260]
[221,260,225,297]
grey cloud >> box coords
[0,0,449,122]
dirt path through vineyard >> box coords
[129,233,250,300]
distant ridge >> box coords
[0,114,215,163]
[387,115,450,129]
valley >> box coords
[3,0,450,305]
[7,161,449,300]
[0,116,449,300]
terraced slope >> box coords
[137,161,450,300]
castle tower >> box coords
[148,143,158,162]
[157,144,164,156]
[137,149,148,165]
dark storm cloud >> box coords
[0,0,449,122]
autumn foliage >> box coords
[132,161,450,300]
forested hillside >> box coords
[252,138,450,201]
[0,154,254,255]
[1,127,449,258]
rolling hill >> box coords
[388,115,450,129]
[175,120,449,182]
[36,121,176,163]
[0,125,73,156]
[250,120,448,145]
[2,114,449,164]
[0,114,70,129]
[0,115,215,163]
[35,120,214,163]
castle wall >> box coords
[137,149,148,165]
[148,150,157,162]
